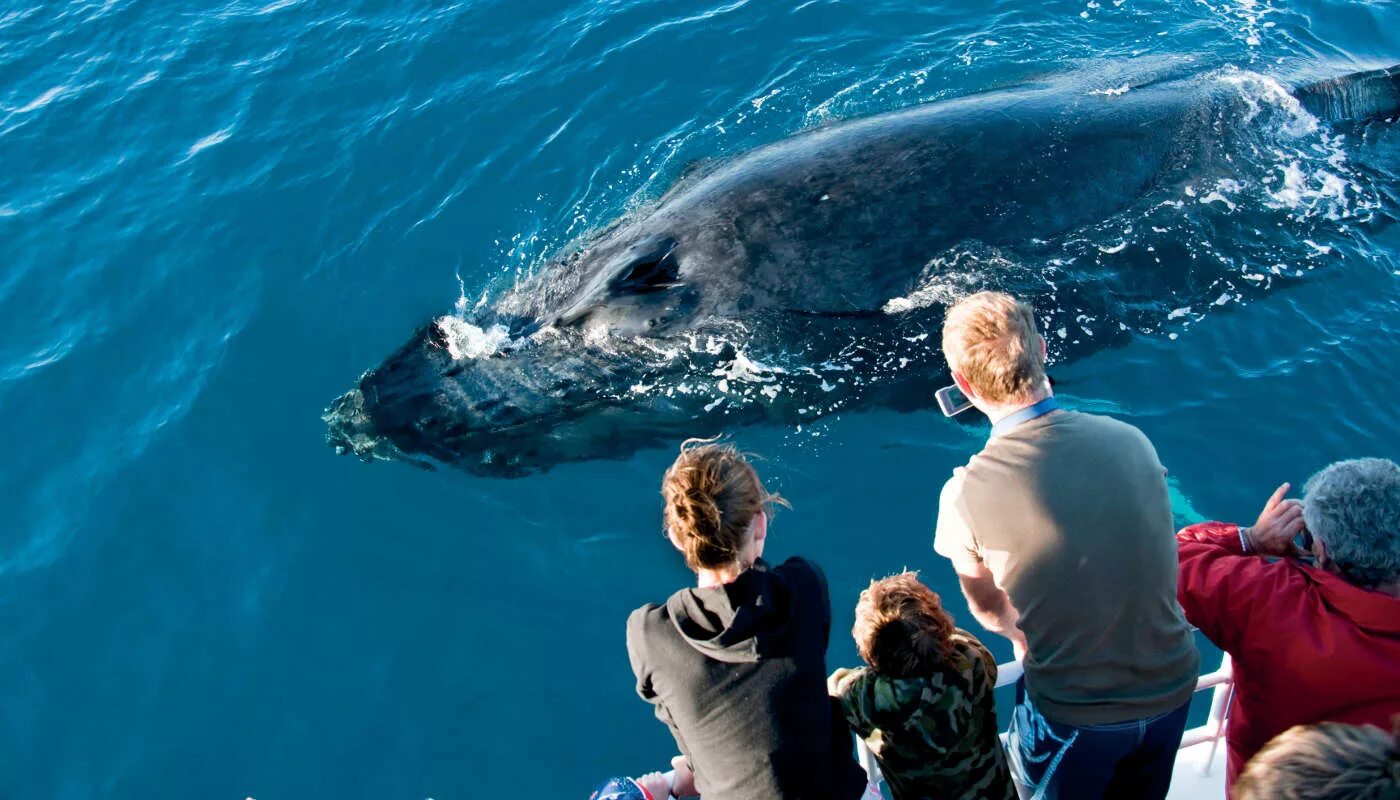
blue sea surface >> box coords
[2,0,1398,797]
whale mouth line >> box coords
[324,386,624,461]
[446,401,613,444]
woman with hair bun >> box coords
[626,440,867,800]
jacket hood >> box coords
[664,559,796,663]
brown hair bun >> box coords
[661,438,788,571]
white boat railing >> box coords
[1179,653,1234,749]
[855,652,1234,794]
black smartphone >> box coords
[935,383,973,417]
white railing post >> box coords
[1198,654,1233,775]
[854,736,883,794]
[1178,652,1233,750]
[993,659,1024,689]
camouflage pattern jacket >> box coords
[830,630,1016,800]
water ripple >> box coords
[0,0,1397,795]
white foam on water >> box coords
[1267,161,1353,220]
[1089,83,1131,97]
[1220,70,1314,135]
[883,282,957,314]
[751,88,780,111]
[713,350,785,383]
[617,335,681,366]
[436,317,512,360]
[1199,191,1236,211]
[1216,69,1378,223]
[1198,0,1274,47]
[1198,177,1244,211]
[882,251,1010,314]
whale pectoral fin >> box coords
[1295,64,1400,124]
[608,239,682,295]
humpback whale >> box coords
[326,62,1400,477]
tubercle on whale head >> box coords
[323,385,437,470]
[325,322,487,469]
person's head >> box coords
[1302,458,1400,591]
[941,291,1048,411]
[1232,719,1400,800]
[852,571,957,679]
[661,439,788,574]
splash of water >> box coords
[436,317,512,360]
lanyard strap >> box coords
[990,397,1060,437]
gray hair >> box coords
[1303,458,1400,590]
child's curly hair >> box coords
[853,571,957,678]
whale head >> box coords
[324,223,736,477]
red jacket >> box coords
[1176,522,1400,789]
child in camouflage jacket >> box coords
[829,572,1016,800]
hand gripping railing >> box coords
[854,652,1234,793]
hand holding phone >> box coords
[935,383,973,417]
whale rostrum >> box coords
[326,62,1400,477]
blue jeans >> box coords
[1006,681,1190,800]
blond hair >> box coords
[661,439,788,571]
[853,571,957,678]
[941,291,1047,405]
[1233,719,1400,800]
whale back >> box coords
[548,74,1212,329]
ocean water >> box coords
[2,0,1398,797]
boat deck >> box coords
[1166,738,1229,799]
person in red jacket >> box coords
[1176,457,1400,791]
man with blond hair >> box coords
[934,291,1199,800]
